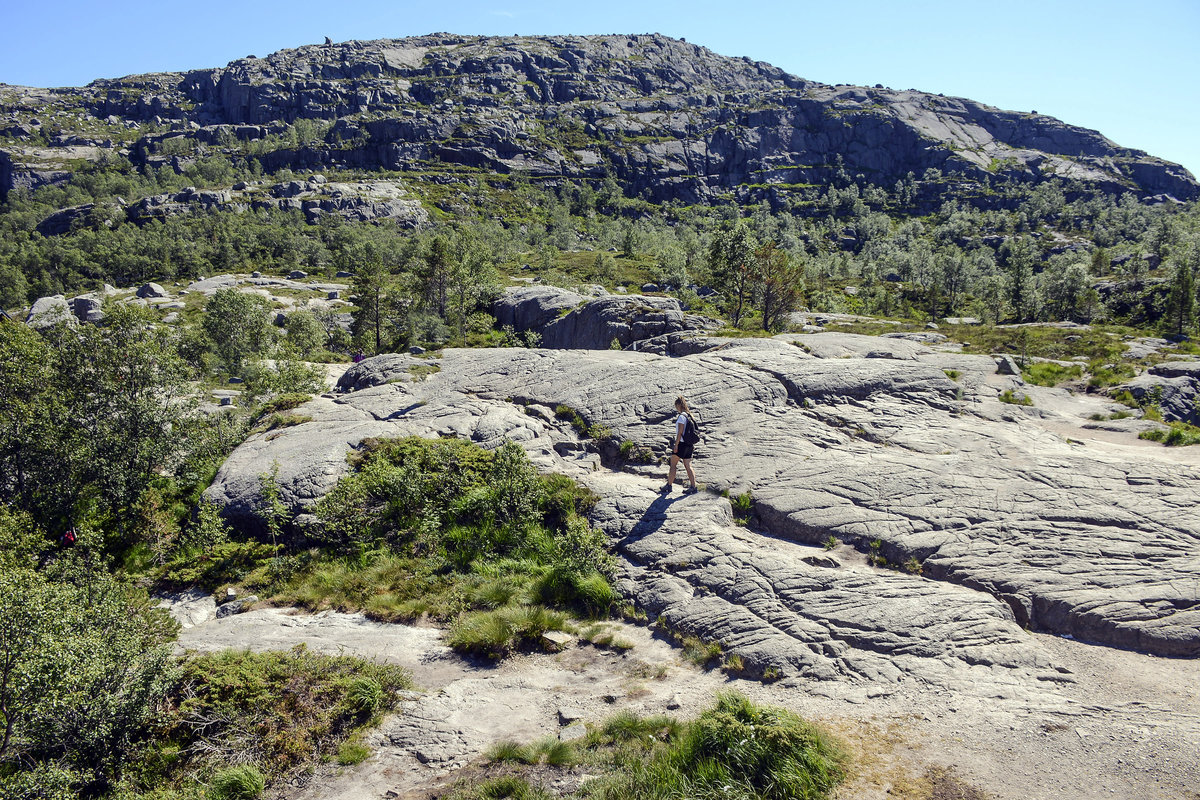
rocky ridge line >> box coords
[3,33,1196,205]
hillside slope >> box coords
[2,33,1196,206]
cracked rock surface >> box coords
[207,335,1200,664]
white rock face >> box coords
[206,335,1200,666]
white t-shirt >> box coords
[676,413,688,430]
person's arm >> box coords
[674,417,685,453]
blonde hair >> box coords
[675,396,690,414]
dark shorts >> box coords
[675,442,695,460]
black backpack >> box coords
[682,414,701,445]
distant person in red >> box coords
[662,395,699,494]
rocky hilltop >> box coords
[2,33,1196,209]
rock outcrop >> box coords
[207,336,1200,663]
[25,295,75,328]
[3,34,1196,205]
[35,176,427,235]
[1117,361,1200,425]
[493,285,720,349]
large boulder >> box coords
[493,286,583,332]
[337,353,435,391]
[541,294,718,349]
[494,286,720,350]
[136,282,169,299]
[25,295,76,328]
[71,294,105,324]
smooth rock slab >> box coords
[208,346,1200,658]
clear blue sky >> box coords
[3,0,1197,178]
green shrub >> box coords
[530,738,578,766]
[455,775,549,800]
[169,648,411,785]
[589,710,681,748]
[486,740,535,764]
[1088,361,1137,389]
[257,392,312,415]
[731,491,753,515]
[1139,423,1200,446]
[263,411,313,431]
[336,740,371,765]
[593,693,845,800]
[447,605,570,658]
[998,389,1033,406]
[681,635,723,667]
[161,540,277,589]
[1022,362,1082,387]
[208,765,265,800]
[618,439,654,462]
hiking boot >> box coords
[683,485,699,495]
[660,483,673,494]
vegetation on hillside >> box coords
[3,144,1200,345]
[451,692,846,800]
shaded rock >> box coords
[541,294,717,349]
[71,295,105,324]
[995,355,1022,376]
[36,204,93,236]
[494,286,718,349]
[557,707,586,725]
[1117,370,1200,425]
[216,600,248,618]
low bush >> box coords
[155,647,411,792]
[998,389,1033,406]
[1022,361,1082,387]
[208,765,265,800]
[591,693,845,800]
[255,392,312,416]
[478,695,845,800]
[283,436,614,657]
[448,605,571,659]
[336,739,372,765]
[1139,422,1200,446]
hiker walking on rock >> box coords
[663,395,699,494]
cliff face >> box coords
[2,33,1197,205]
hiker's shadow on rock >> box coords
[627,493,677,542]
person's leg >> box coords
[665,454,679,489]
[682,458,696,489]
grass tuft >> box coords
[208,765,265,800]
